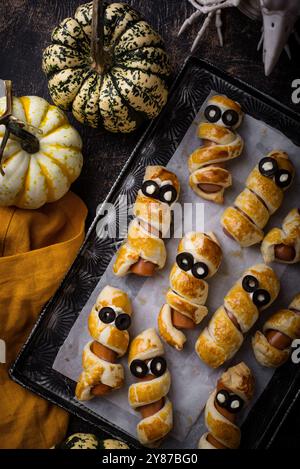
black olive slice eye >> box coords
[252,289,271,308]
[259,157,278,177]
[115,313,131,331]
[215,389,230,408]
[228,395,244,413]
[176,252,194,271]
[222,109,239,127]
[130,359,148,378]
[204,105,222,123]
[99,307,116,324]
[158,184,177,204]
[149,356,167,377]
[242,275,259,293]
[141,180,159,198]
[192,262,209,279]
[275,170,293,189]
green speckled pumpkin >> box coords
[42,1,171,133]
[56,433,129,449]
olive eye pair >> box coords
[176,252,209,279]
[215,390,244,414]
[98,307,131,331]
[141,180,177,205]
[242,275,271,308]
[130,356,167,379]
[259,157,292,189]
[204,105,239,128]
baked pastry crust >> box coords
[195,264,280,368]
[188,95,244,204]
[137,398,173,448]
[128,327,164,365]
[75,341,124,400]
[198,363,255,449]
[128,328,173,447]
[113,165,180,276]
[221,150,295,247]
[88,285,132,356]
[76,286,132,400]
[158,232,222,350]
[252,293,300,367]
[261,208,300,264]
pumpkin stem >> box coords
[91,0,107,74]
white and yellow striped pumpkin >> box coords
[0,96,83,209]
[42,2,171,133]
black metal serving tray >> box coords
[10,57,300,449]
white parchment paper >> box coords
[54,91,300,448]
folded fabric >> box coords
[0,191,87,449]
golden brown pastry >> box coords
[252,293,300,368]
[222,150,295,247]
[128,328,173,447]
[198,362,255,449]
[76,286,132,400]
[113,166,180,277]
[188,95,244,204]
[158,232,222,351]
[261,208,300,264]
[195,264,280,368]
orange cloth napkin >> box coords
[0,192,87,449]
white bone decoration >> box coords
[179,0,300,76]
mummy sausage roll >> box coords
[158,232,222,351]
[252,293,300,368]
[113,166,180,277]
[198,362,255,449]
[75,286,132,400]
[222,150,295,247]
[195,264,280,368]
[128,328,173,447]
[261,208,300,264]
[188,95,244,204]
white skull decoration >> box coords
[179,0,300,75]
[260,0,300,75]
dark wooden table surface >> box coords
[1,0,299,449]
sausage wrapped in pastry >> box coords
[76,286,132,400]
[252,293,300,368]
[261,208,300,264]
[128,328,173,447]
[113,166,180,277]
[189,95,244,204]
[195,264,280,368]
[158,232,222,351]
[222,150,295,247]
[198,362,255,449]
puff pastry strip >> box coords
[252,293,300,368]
[198,362,255,449]
[222,150,295,247]
[261,208,300,264]
[128,328,173,447]
[158,232,222,351]
[195,264,280,368]
[76,286,132,400]
[189,95,244,204]
[113,166,180,277]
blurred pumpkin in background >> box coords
[42,1,171,133]
[54,433,129,449]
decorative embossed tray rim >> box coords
[10,57,300,449]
